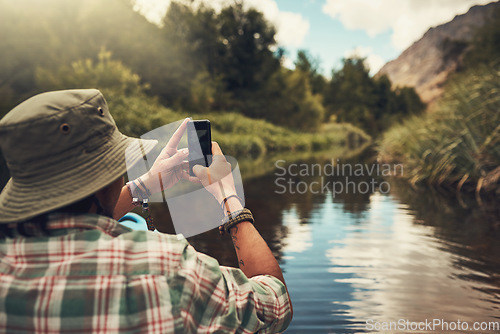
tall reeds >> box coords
[378,63,500,193]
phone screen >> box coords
[187,120,212,176]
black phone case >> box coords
[188,120,212,176]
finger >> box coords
[167,118,190,150]
[180,170,201,183]
[168,148,189,165]
[212,141,223,156]
[211,141,227,162]
[192,164,207,179]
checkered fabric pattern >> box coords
[0,214,292,333]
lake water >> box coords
[171,148,500,333]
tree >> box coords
[294,50,326,95]
[249,68,324,131]
[0,0,168,114]
[36,49,148,96]
[217,3,280,94]
[160,2,221,108]
[324,57,425,135]
[159,1,282,115]
[324,57,376,132]
[34,49,179,137]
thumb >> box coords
[192,164,207,180]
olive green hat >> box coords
[0,89,157,223]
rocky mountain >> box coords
[376,1,500,105]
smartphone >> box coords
[187,120,212,176]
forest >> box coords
[1,0,498,193]
[0,0,422,138]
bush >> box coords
[378,63,500,192]
[201,112,370,157]
[34,49,371,160]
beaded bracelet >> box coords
[219,208,254,235]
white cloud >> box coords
[344,46,385,75]
[244,0,310,47]
[275,11,310,48]
[322,0,493,51]
[134,0,309,48]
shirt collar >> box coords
[5,213,132,238]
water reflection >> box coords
[326,194,497,327]
[272,152,500,333]
[174,147,499,332]
[2,145,499,333]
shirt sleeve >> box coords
[176,244,292,334]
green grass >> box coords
[0,87,370,188]
[206,113,370,157]
[378,63,500,193]
[107,90,371,159]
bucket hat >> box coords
[0,89,157,223]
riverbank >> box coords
[107,91,371,159]
[378,64,500,195]
[0,92,371,191]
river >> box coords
[167,147,500,333]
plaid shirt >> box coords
[0,214,291,333]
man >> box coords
[0,89,292,333]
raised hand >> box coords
[140,118,198,194]
[193,142,237,205]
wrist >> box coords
[223,197,243,214]
[126,179,148,201]
[138,173,160,194]
[219,207,254,235]
[214,188,236,205]
[220,194,243,214]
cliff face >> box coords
[376,1,500,104]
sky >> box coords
[133,0,494,75]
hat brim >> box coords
[0,133,157,223]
